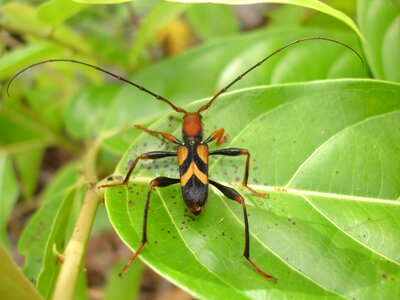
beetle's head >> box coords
[182,112,203,144]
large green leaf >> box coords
[357,0,400,82]
[105,79,400,299]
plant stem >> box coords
[51,142,102,300]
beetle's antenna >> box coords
[197,37,364,114]
[7,59,188,114]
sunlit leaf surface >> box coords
[105,80,400,299]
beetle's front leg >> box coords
[135,124,182,144]
[209,148,267,197]
[202,128,228,145]
[99,151,176,189]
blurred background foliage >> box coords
[0,0,399,299]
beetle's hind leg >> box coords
[209,179,275,281]
[119,176,180,277]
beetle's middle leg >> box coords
[119,176,180,276]
[209,148,267,197]
[99,151,176,188]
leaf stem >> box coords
[51,142,102,300]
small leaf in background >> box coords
[0,244,43,300]
[73,0,364,41]
[18,163,80,284]
[0,107,54,154]
[358,0,400,82]
[64,84,121,140]
[38,0,90,26]
[13,149,44,200]
[105,79,400,299]
[0,154,19,250]
[169,0,364,41]
[104,260,143,300]
[0,42,62,81]
[156,18,196,55]
[36,187,86,298]
[128,1,192,63]
[186,4,239,40]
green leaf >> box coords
[358,0,400,82]
[102,28,367,155]
[18,163,80,285]
[0,3,90,55]
[72,0,363,41]
[14,149,44,200]
[0,42,62,81]
[0,107,54,154]
[104,260,143,300]
[38,0,90,26]
[128,1,192,63]
[0,244,43,300]
[104,28,366,129]
[0,154,19,250]
[36,187,86,298]
[64,84,121,140]
[186,4,239,40]
[105,79,400,298]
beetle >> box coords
[7,37,363,281]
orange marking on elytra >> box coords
[196,144,208,164]
[180,162,208,186]
[177,146,189,166]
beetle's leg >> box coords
[99,151,176,189]
[209,148,267,197]
[202,128,228,145]
[135,124,182,144]
[119,176,180,276]
[209,179,275,281]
